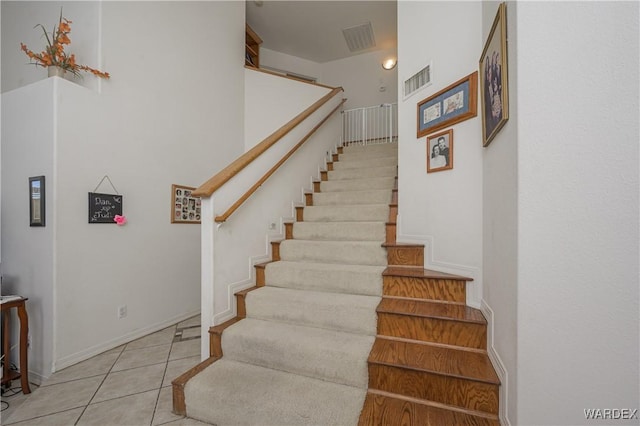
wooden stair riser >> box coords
[254,263,267,287]
[234,287,260,319]
[386,245,424,267]
[388,204,398,223]
[338,147,344,154]
[385,222,397,244]
[305,193,313,206]
[327,162,334,171]
[321,170,328,181]
[270,241,281,261]
[295,206,304,222]
[284,222,294,239]
[332,153,339,162]
[358,392,500,426]
[368,365,499,415]
[313,181,321,192]
[377,314,487,349]
[383,276,466,303]
[208,318,242,358]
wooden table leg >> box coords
[2,311,10,388]
[16,304,31,394]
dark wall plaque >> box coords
[88,192,123,223]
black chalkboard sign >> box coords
[88,192,123,223]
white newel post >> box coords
[200,195,216,360]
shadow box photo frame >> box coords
[417,72,478,138]
[480,2,509,147]
[426,129,454,173]
[171,184,201,224]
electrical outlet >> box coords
[269,222,276,230]
[118,305,127,319]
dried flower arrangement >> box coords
[20,10,109,79]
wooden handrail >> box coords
[192,86,343,198]
[215,98,346,223]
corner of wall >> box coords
[480,299,511,426]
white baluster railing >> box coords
[341,103,398,146]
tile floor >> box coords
[1,316,213,426]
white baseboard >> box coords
[480,300,511,426]
[52,309,200,374]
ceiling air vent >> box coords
[342,22,376,52]
[404,63,432,99]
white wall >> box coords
[1,78,57,383]
[260,47,322,82]
[516,3,639,425]
[244,68,331,150]
[482,1,517,423]
[320,48,398,110]
[397,2,484,306]
[1,1,246,377]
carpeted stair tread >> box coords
[279,239,388,266]
[292,221,386,241]
[328,165,397,180]
[369,338,500,384]
[338,150,398,162]
[332,156,398,170]
[311,189,393,206]
[320,176,396,192]
[245,286,380,335]
[221,318,375,388]
[184,358,366,426]
[303,204,389,222]
[265,260,384,296]
[343,142,398,152]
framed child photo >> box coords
[171,184,201,224]
[426,129,454,173]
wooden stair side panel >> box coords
[383,275,467,303]
[377,312,487,349]
[368,338,500,384]
[358,392,500,426]
[384,244,424,267]
[368,365,499,415]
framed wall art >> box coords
[426,130,454,173]
[417,72,478,138]
[171,184,201,224]
[29,176,45,227]
[480,2,509,147]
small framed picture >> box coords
[426,130,454,173]
[29,176,45,226]
[171,184,201,224]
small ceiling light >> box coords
[382,58,397,70]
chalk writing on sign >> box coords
[88,192,123,223]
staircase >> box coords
[173,142,500,425]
